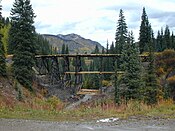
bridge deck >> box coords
[35,54,120,58]
[35,54,148,58]
[65,71,124,74]
[77,89,100,95]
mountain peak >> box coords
[43,33,103,54]
[57,33,81,40]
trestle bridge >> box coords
[35,54,148,93]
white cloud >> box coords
[2,0,175,46]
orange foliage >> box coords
[167,75,175,86]
[157,49,175,60]
[156,49,175,71]
[158,99,174,106]
[156,67,165,76]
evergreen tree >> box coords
[9,0,36,90]
[115,9,128,54]
[120,31,143,102]
[144,33,159,105]
[94,44,99,54]
[0,3,6,76]
[156,30,162,52]
[93,45,100,70]
[160,28,165,50]
[101,47,105,54]
[164,25,171,49]
[107,42,115,73]
[104,40,110,80]
[87,61,94,88]
[35,34,52,55]
[151,28,156,51]
[139,7,151,53]
[86,45,100,89]
[81,57,87,70]
[155,26,174,51]
[171,32,175,49]
[156,28,165,51]
[61,44,65,54]
[106,39,109,54]
[5,17,10,25]
[93,45,100,88]
[60,44,68,74]
[109,42,115,54]
[144,51,158,105]
[65,45,69,54]
[114,60,120,105]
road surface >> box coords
[0,118,175,131]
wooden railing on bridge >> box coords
[35,54,148,58]
[64,71,124,74]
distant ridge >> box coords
[43,33,103,54]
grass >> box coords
[0,97,175,122]
[146,100,175,118]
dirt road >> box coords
[0,118,175,131]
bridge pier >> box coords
[74,56,83,93]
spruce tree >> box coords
[171,32,175,49]
[0,3,6,76]
[115,9,128,54]
[164,25,171,49]
[5,17,10,25]
[139,7,151,53]
[104,40,110,80]
[144,31,159,105]
[9,0,36,90]
[108,42,115,72]
[151,28,156,51]
[86,45,101,89]
[61,44,65,54]
[65,45,69,54]
[94,44,99,53]
[35,34,52,55]
[106,40,109,54]
[93,45,100,70]
[120,31,143,102]
[93,45,100,88]
[114,60,120,105]
[144,51,158,105]
[101,47,105,54]
[109,42,115,54]
[156,30,162,52]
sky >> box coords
[2,0,175,46]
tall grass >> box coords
[0,96,175,121]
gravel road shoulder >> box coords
[0,118,175,131]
